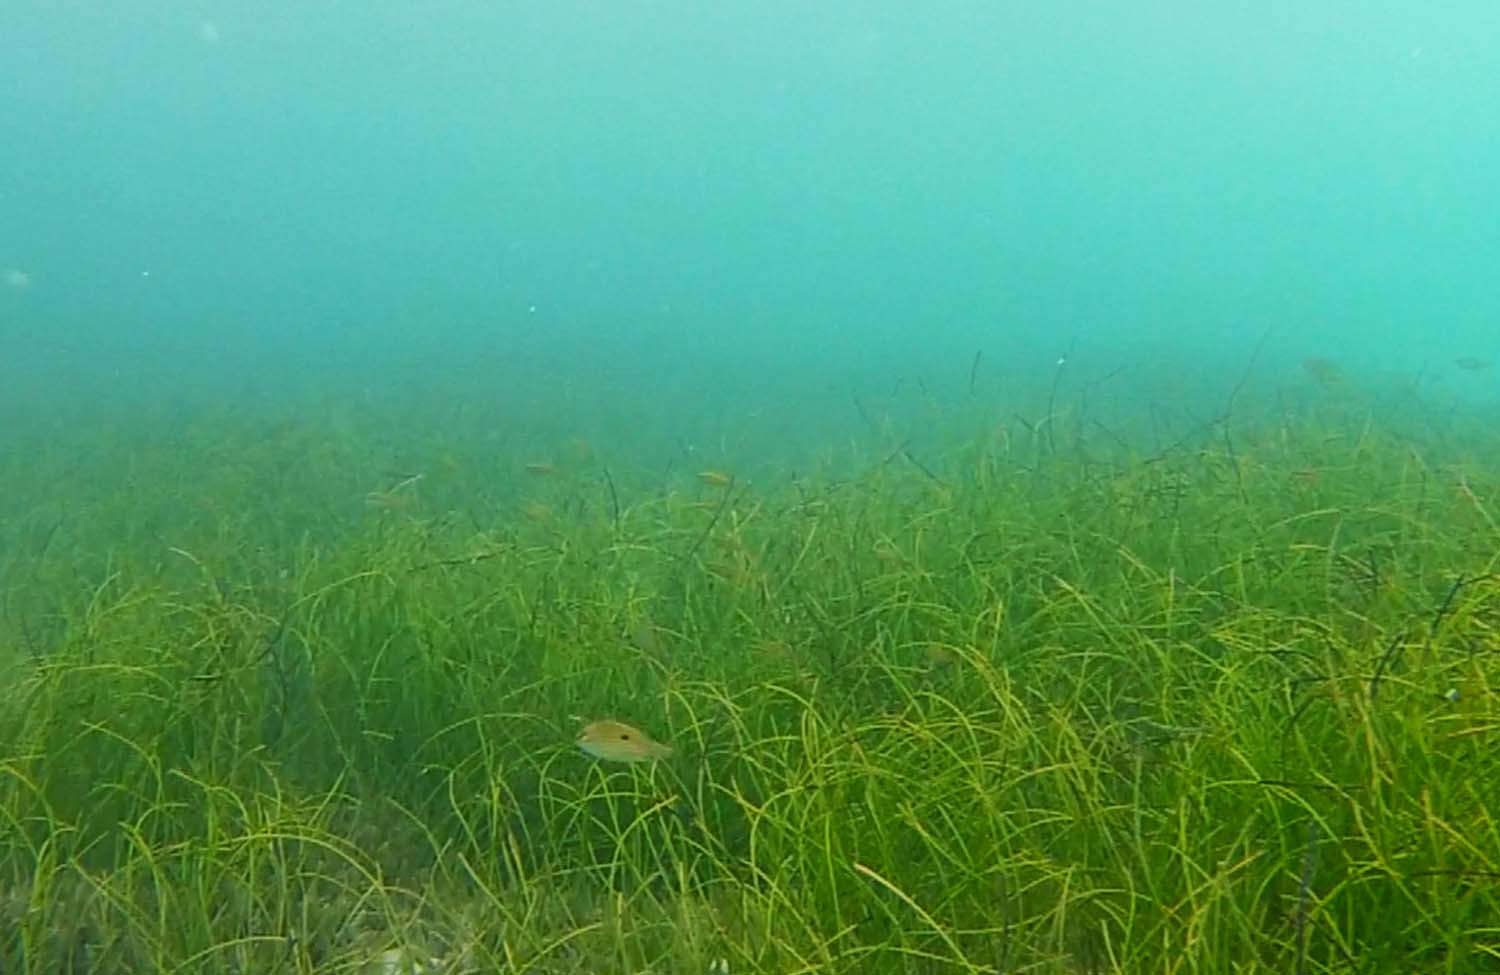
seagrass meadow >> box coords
[2,357,1498,975]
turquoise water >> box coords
[6,2,1497,431]
[6,8,1500,971]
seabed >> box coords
[2,361,1497,973]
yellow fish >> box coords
[697,470,733,488]
[576,719,673,763]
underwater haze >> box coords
[6,3,1500,416]
[6,4,1500,974]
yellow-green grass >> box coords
[1,372,1498,974]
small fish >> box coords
[365,490,415,510]
[754,638,795,662]
[1454,356,1491,372]
[925,643,956,670]
[524,462,556,477]
[697,470,733,487]
[364,473,422,509]
[1302,356,1344,386]
[1123,719,1208,747]
[627,621,661,653]
[576,719,674,763]
[386,471,424,492]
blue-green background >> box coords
[4,2,1498,450]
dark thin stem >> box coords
[1223,425,1247,505]
[1226,324,1274,416]
[36,518,63,563]
[191,602,294,682]
[407,549,507,573]
[1369,629,1408,700]
[1256,778,1357,793]
[1425,575,1466,647]
[1293,818,1320,975]
[602,466,621,531]
[685,479,736,563]
[901,447,947,487]
[1280,688,1328,756]
[852,391,880,439]
[1142,409,1230,466]
[20,613,39,660]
